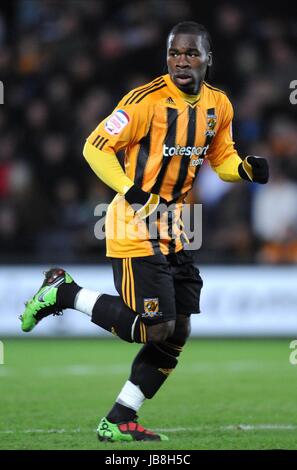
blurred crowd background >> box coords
[0,0,296,264]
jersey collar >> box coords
[163,74,201,107]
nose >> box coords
[176,53,190,68]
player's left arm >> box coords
[207,96,269,184]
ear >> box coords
[207,52,213,67]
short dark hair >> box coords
[167,21,212,52]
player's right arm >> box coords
[83,100,164,218]
[83,141,133,194]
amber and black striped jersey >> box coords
[86,73,241,258]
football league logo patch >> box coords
[142,298,162,318]
[105,109,130,135]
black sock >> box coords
[57,281,81,309]
[91,294,147,344]
[107,402,136,424]
[129,342,181,399]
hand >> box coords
[238,156,269,184]
[125,185,167,219]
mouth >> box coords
[174,73,193,86]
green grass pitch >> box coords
[1,338,297,450]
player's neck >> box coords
[178,88,200,104]
[164,74,201,104]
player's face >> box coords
[167,33,212,95]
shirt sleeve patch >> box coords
[104,109,130,135]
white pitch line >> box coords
[156,424,297,432]
[0,428,85,434]
[38,365,128,377]
[224,424,297,431]
[0,365,130,377]
[1,424,297,435]
[0,361,283,378]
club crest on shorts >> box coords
[142,298,161,318]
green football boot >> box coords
[97,417,169,442]
[20,268,74,332]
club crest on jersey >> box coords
[205,115,217,137]
[142,298,162,318]
[105,109,130,135]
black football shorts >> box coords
[110,250,203,325]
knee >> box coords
[147,320,175,343]
[169,315,191,346]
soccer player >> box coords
[20,21,269,442]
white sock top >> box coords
[116,380,146,412]
[74,288,101,317]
